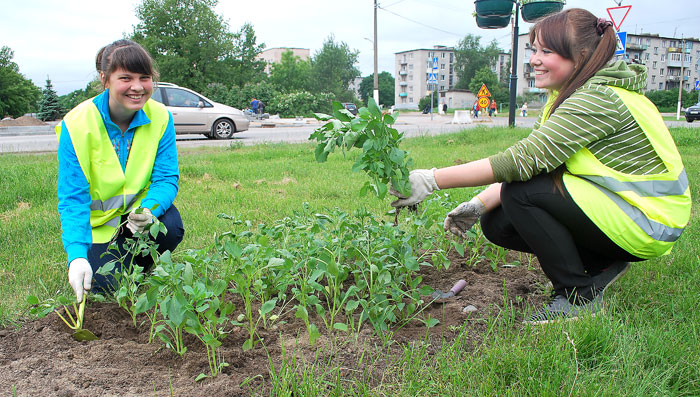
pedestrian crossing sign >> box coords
[477,84,491,97]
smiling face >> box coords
[529,35,576,91]
[102,68,153,124]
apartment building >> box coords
[394,45,457,110]
[256,47,310,74]
[516,32,700,102]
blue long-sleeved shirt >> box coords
[57,90,179,263]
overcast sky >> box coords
[2,0,698,95]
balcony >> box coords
[528,87,544,93]
[399,70,408,76]
[399,92,408,97]
[627,43,647,51]
[399,81,408,86]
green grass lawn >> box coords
[1,126,698,394]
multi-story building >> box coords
[256,47,310,74]
[394,45,458,110]
[516,32,700,103]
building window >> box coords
[441,74,445,80]
[442,52,446,58]
[660,68,664,76]
[645,53,650,60]
[528,79,535,88]
[409,97,413,103]
[440,85,445,91]
[409,85,413,92]
[662,40,667,47]
[661,54,666,62]
[654,47,658,54]
[659,82,663,89]
[409,64,413,70]
[450,53,454,62]
[653,61,657,68]
[409,53,414,59]
[647,38,651,45]
[409,74,413,80]
[440,63,445,70]
[652,75,656,82]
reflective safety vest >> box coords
[56,98,169,243]
[541,87,691,258]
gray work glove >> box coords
[126,207,155,234]
[389,168,440,207]
[68,258,93,303]
[444,197,487,239]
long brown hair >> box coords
[529,8,617,116]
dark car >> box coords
[342,103,358,116]
[685,102,700,122]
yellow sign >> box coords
[477,84,491,97]
[478,97,490,109]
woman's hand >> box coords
[389,168,440,207]
[444,197,487,239]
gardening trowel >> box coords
[431,279,467,300]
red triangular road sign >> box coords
[607,5,632,32]
[477,84,491,97]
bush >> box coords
[645,89,697,111]
[268,91,333,118]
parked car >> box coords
[341,103,358,116]
[685,102,700,122]
[151,82,249,139]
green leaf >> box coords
[314,143,330,163]
[242,339,253,351]
[333,323,348,332]
[308,324,321,345]
[313,112,333,121]
[452,240,465,257]
[183,263,193,286]
[195,373,209,382]
[367,97,381,118]
[26,295,39,305]
[295,305,309,321]
[425,318,440,328]
[260,299,277,316]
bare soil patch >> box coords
[0,116,47,127]
[0,252,547,396]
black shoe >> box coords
[591,261,631,298]
[524,293,603,325]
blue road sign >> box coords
[432,57,439,71]
[615,32,627,55]
[696,80,700,90]
[428,72,438,85]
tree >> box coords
[269,50,312,93]
[59,79,102,113]
[37,77,63,121]
[358,72,395,106]
[453,34,501,90]
[309,35,360,101]
[468,66,508,107]
[228,23,267,88]
[131,0,264,93]
[0,46,41,118]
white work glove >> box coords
[126,207,155,234]
[68,258,93,303]
[444,196,487,239]
[389,168,440,208]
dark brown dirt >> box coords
[0,251,548,396]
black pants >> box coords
[88,204,185,293]
[480,174,642,302]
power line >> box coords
[377,5,464,37]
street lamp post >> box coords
[373,0,379,105]
[508,4,520,128]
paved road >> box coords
[0,113,695,154]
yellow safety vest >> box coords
[540,87,691,258]
[56,98,169,243]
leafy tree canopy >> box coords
[131,0,265,92]
[0,46,41,118]
[310,35,360,101]
[358,71,395,107]
[269,50,312,93]
[453,34,501,90]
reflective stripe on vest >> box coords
[56,98,169,243]
[558,86,691,258]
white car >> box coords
[151,82,249,139]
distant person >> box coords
[521,101,528,117]
[56,39,184,302]
[390,9,690,323]
[259,100,266,116]
[442,103,448,114]
[473,101,479,118]
[489,100,497,117]
[250,98,260,118]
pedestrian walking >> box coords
[489,100,497,117]
[521,101,528,117]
